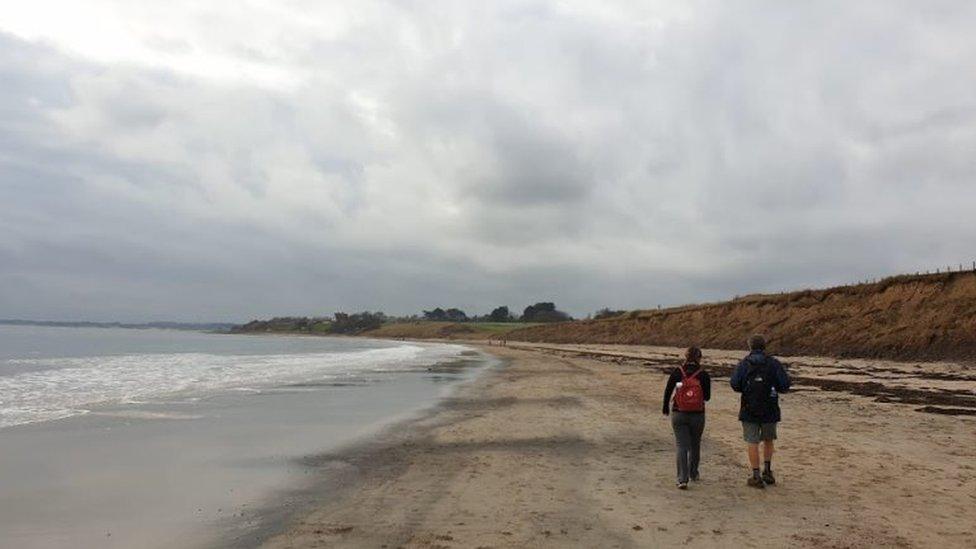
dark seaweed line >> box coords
[557,349,976,417]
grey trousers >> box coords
[670,411,705,483]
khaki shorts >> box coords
[742,421,777,443]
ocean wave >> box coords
[0,343,469,429]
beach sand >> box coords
[260,343,976,548]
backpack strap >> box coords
[681,365,701,381]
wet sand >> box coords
[262,342,976,548]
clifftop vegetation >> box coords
[231,301,571,337]
[231,311,386,335]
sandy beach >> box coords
[261,342,976,549]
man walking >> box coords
[730,334,791,488]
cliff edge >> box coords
[505,271,976,361]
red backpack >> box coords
[674,366,705,412]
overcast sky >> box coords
[1,1,975,322]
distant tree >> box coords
[593,308,625,320]
[423,307,468,322]
[445,308,468,322]
[521,302,571,323]
[522,302,554,319]
[488,306,512,322]
[423,308,448,321]
[330,311,385,334]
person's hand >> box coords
[662,408,670,416]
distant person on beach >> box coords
[730,334,791,489]
[662,346,711,489]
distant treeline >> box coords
[232,302,579,335]
[420,302,572,323]
[231,312,387,335]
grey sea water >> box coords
[0,325,488,548]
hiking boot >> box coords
[762,470,776,485]
[747,476,765,489]
[677,482,688,490]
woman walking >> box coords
[662,347,711,489]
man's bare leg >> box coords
[763,439,774,461]
[747,443,760,469]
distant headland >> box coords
[0,319,236,332]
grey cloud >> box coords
[471,120,593,208]
[2,2,976,322]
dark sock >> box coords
[764,461,772,473]
[752,468,761,478]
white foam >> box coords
[0,343,470,429]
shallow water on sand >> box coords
[0,326,489,548]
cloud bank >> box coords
[2,1,975,321]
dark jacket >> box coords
[729,350,791,423]
[662,363,711,415]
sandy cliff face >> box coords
[506,272,976,360]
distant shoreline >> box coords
[0,319,236,332]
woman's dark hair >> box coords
[685,346,702,365]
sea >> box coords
[0,325,490,548]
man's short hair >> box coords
[749,334,766,351]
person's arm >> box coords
[662,370,678,415]
[701,371,711,401]
[730,361,745,392]
[772,358,791,393]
